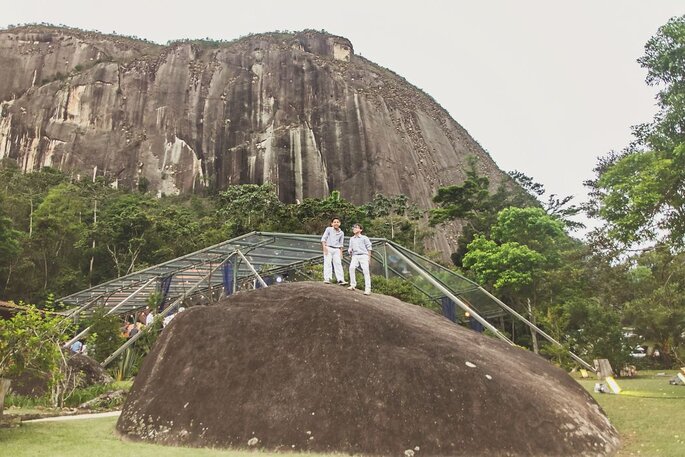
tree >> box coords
[0,166,72,301]
[285,190,364,234]
[538,298,628,370]
[145,203,203,263]
[0,305,72,416]
[509,170,584,230]
[636,15,685,152]
[92,193,159,277]
[430,159,537,266]
[463,236,546,293]
[216,183,286,236]
[362,194,427,251]
[430,163,492,227]
[591,147,682,246]
[30,183,90,293]
[621,246,685,366]
[0,198,21,289]
[462,207,571,353]
[0,164,68,236]
[85,308,125,364]
[370,276,435,310]
[588,15,685,248]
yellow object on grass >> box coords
[605,376,622,394]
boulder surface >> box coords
[117,282,620,456]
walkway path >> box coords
[25,411,121,422]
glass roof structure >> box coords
[59,231,505,319]
[59,231,594,370]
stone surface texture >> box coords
[117,282,620,456]
[0,26,511,251]
[0,28,504,199]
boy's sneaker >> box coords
[347,286,356,290]
[338,281,348,285]
[364,291,371,295]
[323,280,331,284]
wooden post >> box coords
[0,378,11,419]
[593,359,614,379]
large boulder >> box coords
[8,353,113,397]
[117,282,620,456]
[67,353,114,387]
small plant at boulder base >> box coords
[114,316,163,379]
[0,304,73,417]
[133,316,162,357]
[114,348,140,381]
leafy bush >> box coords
[84,309,125,363]
[4,392,51,408]
[63,382,127,408]
[7,381,131,409]
[114,348,140,381]
[0,305,71,380]
[0,305,75,412]
[370,276,436,310]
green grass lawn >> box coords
[577,370,685,456]
[0,416,345,457]
[1,371,683,456]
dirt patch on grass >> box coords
[117,282,619,456]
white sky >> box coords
[2,0,683,226]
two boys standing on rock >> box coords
[321,217,372,295]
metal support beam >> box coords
[57,232,260,305]
[236,250,268,288]
[64,293,104,318]
[101,256,233,367]
[386,244,514,345]
[382,244,389,279]
[478,287,595,371]
[64,278,155,349]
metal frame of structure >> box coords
[58,231,594,370]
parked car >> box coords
[630,346,647,358]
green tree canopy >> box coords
[589,15,685,248]
[636,14,685,151]
[463,207,567,295]
[0,197,20,272]
[216,183,286,236]
[430,160,537,266]
[621,246,685,364]
[594,148,680,245]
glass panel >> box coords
[60,232,508,319]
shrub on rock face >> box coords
[117,282,620,457]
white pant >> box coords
[323,247,344,282]
[349,255,371,293]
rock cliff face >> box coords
[0,26,509,250]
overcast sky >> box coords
[2,0,683,229]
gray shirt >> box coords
[321,227,344,248]
[348,235,372,255]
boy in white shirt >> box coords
[347,223,372,295]
[320,217,347,285]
